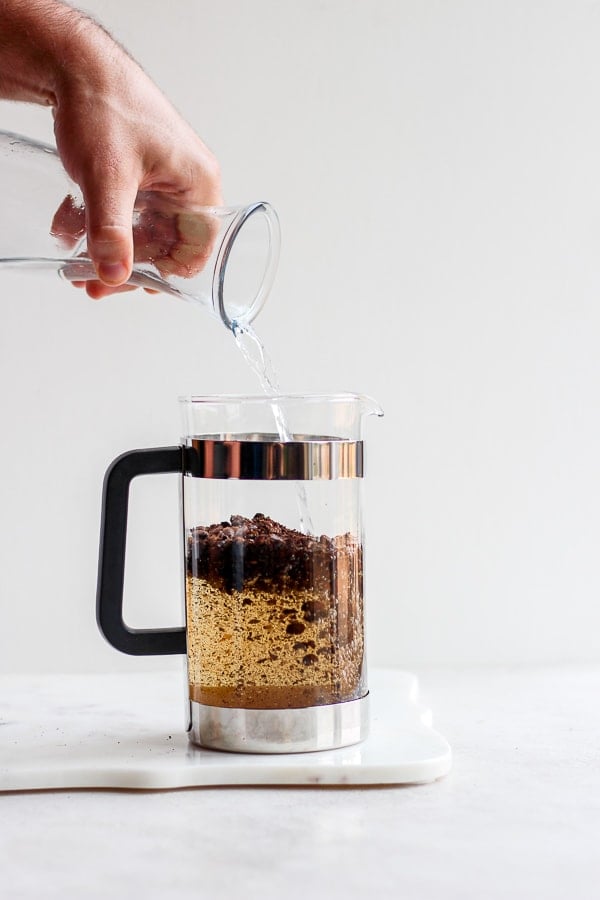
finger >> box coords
[81,166,139,287]
[51,195,86,250]
[85,280,138,300]
[132,207,178,264]
[147,210,218,279]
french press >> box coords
[97,393,382,753]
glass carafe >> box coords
[96,393,383,753]
[0,130,279,328]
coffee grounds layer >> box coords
[186,514,365,710]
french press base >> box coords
[189,695,369,754]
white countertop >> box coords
[1,664,598,899]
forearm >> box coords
[0,0,121,106]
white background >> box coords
[1,0,600,674]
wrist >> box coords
[52,11,132,103]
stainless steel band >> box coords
[188,694,370,753]
[184,435,364,480]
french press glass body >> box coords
[97,394,382,753]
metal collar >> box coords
[184,435,364,480]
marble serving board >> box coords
[0,668,451,791]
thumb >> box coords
[82,169,138,286]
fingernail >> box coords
[97,262,128,285]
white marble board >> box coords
[0,668,451,791]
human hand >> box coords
[52,33,222,298]
[51,192,221,299]
[0,1,222,298]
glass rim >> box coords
[178,392,373,405]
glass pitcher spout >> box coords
[0,130,280,330]
[356,394,385,420]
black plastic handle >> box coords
[96,446,187,656]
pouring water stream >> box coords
[232,321,315,534]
